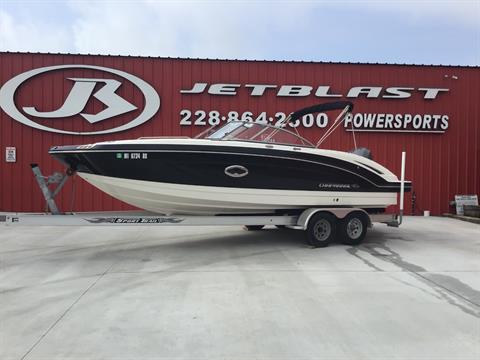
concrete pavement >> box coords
[1,216,479,359]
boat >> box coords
[49,101,411,215]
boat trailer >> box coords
[1,153,407,247]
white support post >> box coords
[399,151,406,225]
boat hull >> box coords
[50,139,410,215]
[79,172,398,215]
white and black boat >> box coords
[49,101,411,215]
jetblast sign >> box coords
[0,65,450,135]
[179,83,450,134]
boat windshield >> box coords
[200,121,314,147]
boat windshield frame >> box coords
[202,121,315,148]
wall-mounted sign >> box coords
[176,107,450,133]
[180,83,449,99]
[5,147,16,162]
[455,195,479,215]
[179,82,451,134]
[344,113,449,133]
[0,65,161,135]
[0,66,452,135]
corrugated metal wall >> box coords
[1,52,479,215]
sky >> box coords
[0,0,479,66]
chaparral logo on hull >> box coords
[0,65,160,135]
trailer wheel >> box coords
[339,212,368,246]
[244,225,264,231]
[306,213,336,248]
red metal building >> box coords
[1,52,479,215]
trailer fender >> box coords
[296,208,372,230]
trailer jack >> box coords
[30,163,74,215]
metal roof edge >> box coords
[0,51,478,68]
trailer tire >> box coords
[243,225,264,231]
[339,212,368,246]
[306,213,336,248]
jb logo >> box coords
[0,65,160,135]
[24,78,137,123]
